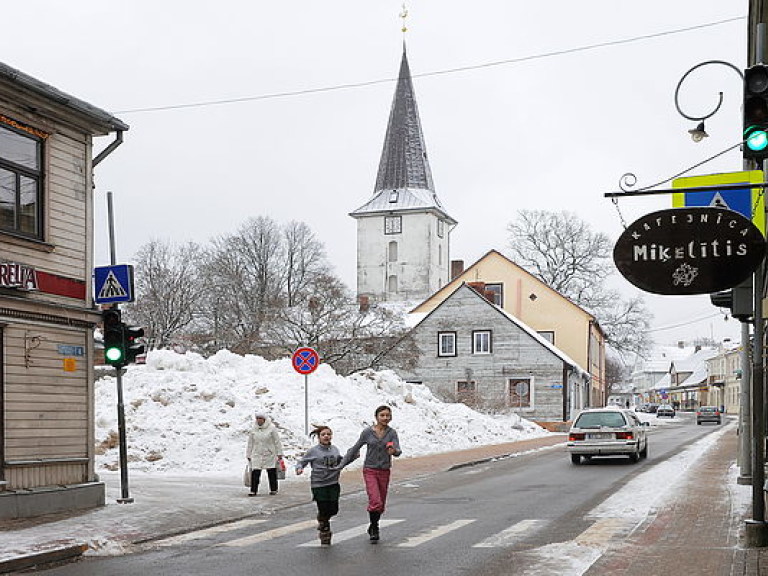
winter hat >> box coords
[254,411,267,419]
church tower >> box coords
[350,46,457,303]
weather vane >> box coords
[400,3,408,34]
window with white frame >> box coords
[438,332,456,357]
[437,219,444,238]
[508,377,532,408]
[473,330,491,354]
[387,274,397,293]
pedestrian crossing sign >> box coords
[672,171,765,234]
[94,264,134,304]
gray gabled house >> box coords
[390,283,590,423]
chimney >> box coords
[451,260,464,280]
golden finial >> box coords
[399,3,408,34]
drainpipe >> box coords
[93,130,124,167]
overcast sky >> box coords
[2,1,748,347]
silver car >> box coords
[567,407,649,464]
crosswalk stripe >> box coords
[154,519,267,547]
[218,520,317,547]
[397,519,476,548]
[298,519,405,547]
[472,518,546,548]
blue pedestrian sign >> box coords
[672,171,765,234]
[94,264,134,304]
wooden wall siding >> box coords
[394,286,567,421]
[4,461,87,491]
[3,324,89,468]
[0,108,89,284]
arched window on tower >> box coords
[388,275,398,293]
[388,241,398,262]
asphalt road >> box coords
[35,412,722,576]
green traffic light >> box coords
[746,127,768,151]
[105,346,124,362]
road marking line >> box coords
[218,520,317,547]
[153,519,267,547]
[473,518,546,548]
[298,519,405,547]
[397,519,476,548]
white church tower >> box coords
[350,46,457,303]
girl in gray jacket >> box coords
[296,425,343,546]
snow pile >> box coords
[94,349,549,476]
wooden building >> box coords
[391,283,590,423]
[411,250,607,406]
[0,62,127,518]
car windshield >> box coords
[574,412,627,429]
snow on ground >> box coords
[95,349,550,477]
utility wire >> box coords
[114,16,744,115]
[646,312,724,333]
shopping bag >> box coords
[276,458,286,480]
[243,463,252,487]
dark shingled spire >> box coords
[373,46,434,193]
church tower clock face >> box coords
[384,215,402,234]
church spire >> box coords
[373,45,435,193]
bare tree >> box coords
[195,216,335,354]
[126,239,203,349]
[271,274,414,375]
[507,209,651,357]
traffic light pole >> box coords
[108,191,133,504]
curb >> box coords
[0,544,88,574]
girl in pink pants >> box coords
[337,405,401,541]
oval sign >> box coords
[613,207,766,295]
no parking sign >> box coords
[292,347,320,434]
[292,347,319,374]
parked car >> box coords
[567,407,649,464]
[696,406,722,425]
[656,404,675,418]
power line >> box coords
[647,312,725,333]
[114,16,744,115]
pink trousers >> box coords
[363,468,391,513]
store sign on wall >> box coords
[613,207,766,295]
[0,262,38,291]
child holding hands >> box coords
[296,425,343,546]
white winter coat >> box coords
[246,418,284,470]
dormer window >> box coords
[389,190,399,203]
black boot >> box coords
[317,515,332,546]
[367,511,381,542]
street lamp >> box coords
[674,60,744,142]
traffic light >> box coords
[124,325,145,365]
[743,64,768,161]
[102,308,126,367]
[709,280,753,321]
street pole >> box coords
[108,191,133,504]
[740,319,753,483]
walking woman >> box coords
[246,412,284,496]
[337,405,401,542]
[296,425,343,546]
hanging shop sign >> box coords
[613,207,766,295]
